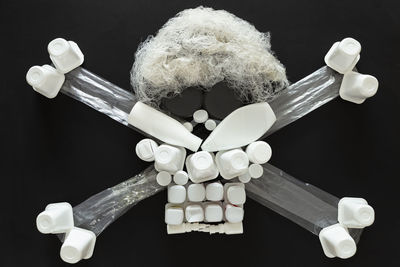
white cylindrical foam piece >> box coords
[168,185,186,204]
[185,205,204,222]
[319,224,357,259]
[193,109,208,123]
[204,203,223,222]
[135,139,158,162]
[165,206,184,225]
[26,65,65,99]
[187,183,206,202]
[48,38,84,74]
[156,171,172,186]
[205,182,224,201]
[173,170,189,185]
[226,185,246,205]
[216,149,249,179]
[339,71,378,104]
[225,204,244,223]
[324,37,361,74]
[60,227,96,264]
[204,119,217,131]
[338,197,375,228]
[182,122,193,132]
[154,144,186,174]
[36,202,74,234]
[248,164,263,179]
[245,141,272,164]
[186,151,219,183]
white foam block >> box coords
[225,183,246,205]
[185,205,204,222]
[225,204,244,223]
[187,183,206,202]
[324,38,361,74]
[204,203,223,222]
[205,182,224,201]
[168,185,186,204]
[215,149,249,179]
[165,205,184,225]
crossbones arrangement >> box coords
[27,7,377,264]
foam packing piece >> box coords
[225,204,244,223]
[204,202,223,222]
[216,149,249,179]
[246,141,272,164]
[193,109,209,123]
[168,184,186,204]
[338,197,375,228]
[205,182,224,201]
[60,227,96,264]
[324,37,361,74]
[36,202,74,234]
[48,38,84,74]
[185,204,204,222]
[319,224,356,259]
[173,170,189,185]
[154,144,186,174]
[165,205,184,225]
[339,71,378,104]
[186,151,219,183]
[135,139,158,162]
[26,65,65,99]
[225,183,246,205]
[187,183,206,202]
[156,171,172,186]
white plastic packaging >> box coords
[339,71,378,104]
[187,183,206,202]
[173,170,189,185]
[165,205,184,225]
[204,119,217,131]
[154,144,186,174]
[324,37,361,74]
[26,65,65,98]
[156,171,172,186]
[168,184,186,204]
[60,227,96,264]
[185,204,204,222]
[204,202,223,222]
[185,151,219,183]
[319,224,356,259]
[225,204,244,223]
[245,141,272,164]
[215,149,249,179]
[135,138,158,162]
[36,202,74,234]
[193,109,209,123]
[225,183,246,205]
[338,197,375,228]
[205,182,224,201]
[48,38,84,74]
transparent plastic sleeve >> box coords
[246,163,363,242]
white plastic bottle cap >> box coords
[248,164,263,179]
[182,122,193,132]
[185,205,204,222]
[225,204,244,223]
[26,65,65,99]
[187,183,206,202]
[36,202,74,234]
[165,206,184,225]
[205,203,223,222]
[226,185,246,205]
[135,139,158,162]
[238,172,251,183]
[324,38,361,74]
[185,151,219,183]
[154,144,186,174]
[205,182,224,201]
[48,38,84,74]
[319,224,356,259]
[60,227,96,264]
[204,119,217,131]
[245,141,272,164]
[193,109,209,123]
[339,71,378,104]
[173,170,189,185]
[168,185,186,204]
[338,197,375,228]
[156,171,172,186]
[216,149,249,179]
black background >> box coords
[3,0,400,266]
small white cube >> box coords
[165,206,184,225]
[185,205,204,222]
[225,204,244,223]
[187,183,206,202]
[168,185,186,204]
[204,203,223,222]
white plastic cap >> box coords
[156,171,172,186]
[238,172,251,183]
[135,139,158,162]
[173,170,189,185]
[205,182,224,201]
[168,184,186,204]
[60,227,96,264]
[204,119,217,131]
[225,204,244,223]
[216,149,249,179]
[154,144,186,174]
[193,109,209,123]
[185,151,219,183]
[182,122,193,132]
[339,71,378,104]
[48,38,84,74]
[226,185,246,205]
[204,203,223,222]
[338,197,375,228]
[245,141,272,164]
[185,205,204,222]
[26,65,65,99]
[319,224,356,259]
[324,38,361,74]
[36,202,74,234]
[165,206,184,225]
[187,183,206,202]
[248,164,263,179]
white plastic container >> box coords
[135,139,158,162]
[165,205,184,225]
[193,109,209,123]
[204,119,217,131]
[168,184,187,204]
[225,204,244,223]
[205,182,224,201]
[338,197,375,228]
[324,38,361,74]
[319,224,356,259]
[173,170,189,185]
[185,151,219,183]
[248,164,263,179]
[48,38,84,74]
[185,204,204,222]
[36,202,74,234]
[238,172,252,183]
[215,149,249,179]
[245,141,272,164]
[204,202,223,222]
[225,183,246,205]
[187,183,206,202]
[156,171,172,186]
[60,227,96,264]
[26,65,65,99]
[154,144,186,174]
[339,71,378,104]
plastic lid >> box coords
[156,171,172,186]
[173,170,189,185]
[193,109,209,123]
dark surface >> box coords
[2,0,400,266]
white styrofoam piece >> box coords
[204,119,217,131]
[60,227,96,264]
[154,144,186,174]
[128,102,202,152]
[187,183,206,202]
[173,170,189,185]
[168,184,186,204]
[36,202,74,234]
[204,202,223,222]
[186,151,219,183]
[205,182,224,201]
[248,164,263,179]
[238,172,251,183]
[201,102,276,152]
[193,109,209,123]
[245,141,272,164]
[338,197,375,228]
[324,38,361,74]
[26,65,65,99]
[185,204,204,222]
[156,171,172,186]
[215,149,249,179]
[135,139,158,162]
[319,224,356,259]
[48,38,84,74]
[182,122,193,132]
[225,204,244,223]
[165,205,184,225]
[339,71,378,104]
[225,183,246,205]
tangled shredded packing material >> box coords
[131,6,289,107]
